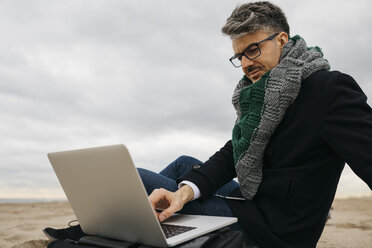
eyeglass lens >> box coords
[231,44,261,67]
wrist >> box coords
[177,184,194,204]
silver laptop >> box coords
[48,144,237,247]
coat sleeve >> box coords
[177,140,237,199]
[322,72,372,190]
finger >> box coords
[159,201,183,222]
[148,188,171,211]
[154,210,160,219]
[148,188,165,209]
[148,189,161,212]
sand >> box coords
[1,197,371,248]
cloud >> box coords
[0,0,371,199]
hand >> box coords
[148,185,194,222]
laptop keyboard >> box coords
[161,224,197,239]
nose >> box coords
[241,55,254,70]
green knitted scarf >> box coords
[231,36,330,199]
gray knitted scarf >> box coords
[232,36,330,199]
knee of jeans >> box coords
[176,155,202,166]
[137,168,150,182]
[172,156,203,176]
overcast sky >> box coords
[1,0,371,199]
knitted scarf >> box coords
[232,36,330,199]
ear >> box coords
[277,32,289,48]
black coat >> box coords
[179,71,372,248]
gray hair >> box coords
[222,1,290,39]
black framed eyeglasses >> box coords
[229,33,279,68]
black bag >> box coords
[46,226,246,248]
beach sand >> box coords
[1,197,371,248]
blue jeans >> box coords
[138,155,256,246]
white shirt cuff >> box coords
[178,180,201,200]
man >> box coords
[138,1,372,247]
